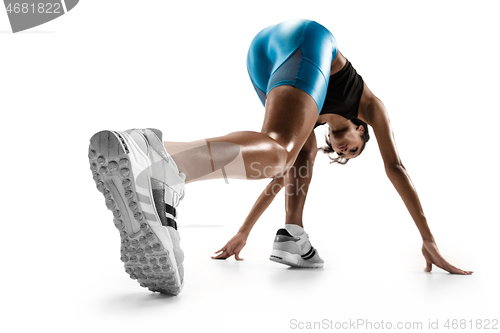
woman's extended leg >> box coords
[164,85,319,183]
[88,87,318,295]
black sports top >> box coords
[316,59,364,127]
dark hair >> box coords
[319,118,370,164]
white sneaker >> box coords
[88,128,186,295]
[269,224,324,268]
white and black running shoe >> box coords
[88,128,186,295]
[269,224,324,268]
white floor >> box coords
[4,174,498,333]
[2,1,500,332]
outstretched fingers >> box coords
[422,243,473,275]
[211,246,229,260]
[211,245,244,261]
[424,260,471,275]
[440,261,473,275]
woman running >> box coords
[88,19,472,296]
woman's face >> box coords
[329,123,365,159]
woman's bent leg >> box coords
[164,86,318,183]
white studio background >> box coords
[1,1,499,332]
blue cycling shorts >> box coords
[247,19,337,113]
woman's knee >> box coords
[248,137,288,179]
[298,145,318,161]
[261,134,310,175]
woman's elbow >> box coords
[384,163,406,177]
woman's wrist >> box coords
[421,232,435,243]
[238,226,251,237]
[414,216,434,242]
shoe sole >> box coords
[88,130,182,295]
[269,250,323,268]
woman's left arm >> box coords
[367,97,472,275]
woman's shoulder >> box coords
[357,82,385,126]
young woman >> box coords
[88,19,472,296]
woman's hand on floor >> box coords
[421,239,473,275]
[211,232,248,260]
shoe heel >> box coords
[269,250,302,267]
[89,130,128,160]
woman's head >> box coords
[319,118,370,164]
